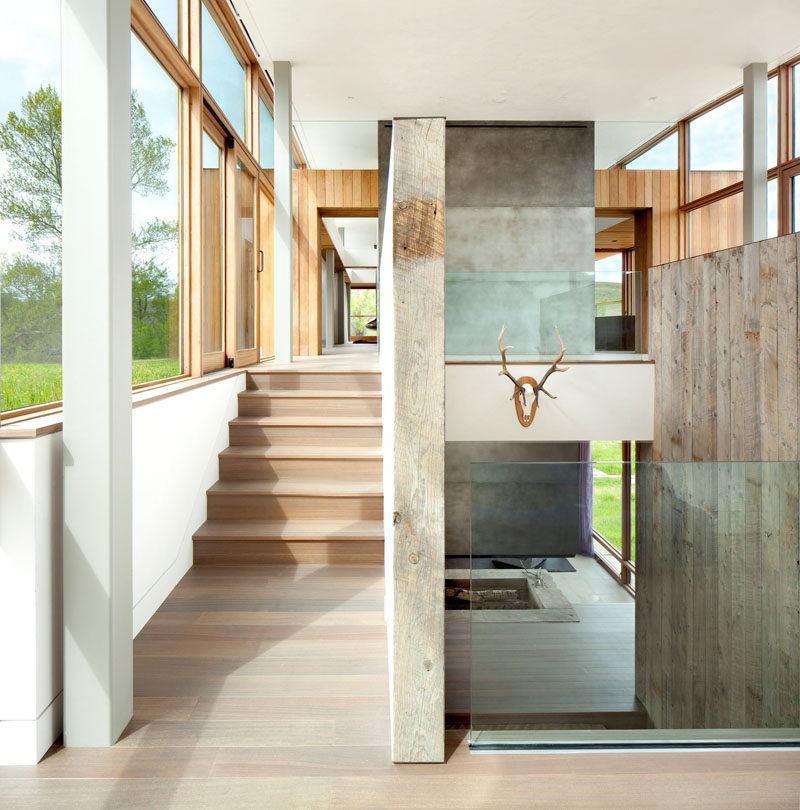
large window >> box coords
[0,0,62,413]
[795,64,800,158]
[201,2,245,140]
[145,0,180,47]
[594,253,622,317]
[625,131,677,170]
[259,96,274,170]
[131,34,182,385]
[689,93,743,200]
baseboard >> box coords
[0,691,62,765]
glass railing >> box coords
[445,270,643,361]
[459,461,800,749]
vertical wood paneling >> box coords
[290,170,379,355]
[637,233,800,731]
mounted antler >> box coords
[497,326,528,405]
[497,325,569,427]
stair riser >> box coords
[229,424,382,446]
[193,538,384,565]
[238,397,382,418]
[219,456,382,481]
[207,493,384,520]
[247,372,380,392]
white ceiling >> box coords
[321,216,379,268]
[237,0,800,169]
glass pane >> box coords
[468,461,800,750]
[689,94,743,200]
[202,132,224,354]
[625,131,677,170]
[131,34,181,384]
[794,64,800,158]
[259,97,274,170]
[0,0,62,412]
[235,159,255,351]
[145,0,179,46]
[201,3,245,140]
[688,192,743,258]
[767,177,778,239]
[350,288,376,337]
[594,253,622,317]
[767,74,777,168]
[793,175,800,233]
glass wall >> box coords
[467,461,800,749]
[201,2,245,140]
[131,34,182,385]
[0,0,62,412]
[350,288,376,338]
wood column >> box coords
[61,0,133,746]
[384,118,446,762]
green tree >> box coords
[0,84,179,366]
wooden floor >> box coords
[1,563,798,809]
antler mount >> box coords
[497,325,568,427]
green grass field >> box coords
[1,359,181,412]
[591,440,635,557]
[595,280,623,317]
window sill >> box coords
[0,366,246,439]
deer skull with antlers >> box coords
[498,325,568,427]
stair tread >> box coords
[209,479,383,496]
[231,415,382,427]
[240,390,381,399]
[194,519,384,540]
[220,445,382,459]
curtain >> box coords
[578,441,593,556]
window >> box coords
[145,0,179,46]
[625,131,677,170]
[795,64,800,158]
[235,158,256,351]
[0,0,62,413]
[131,34,182,384]
[594,253,622,317]
[202,131,224,355]
[794,175,800,233]
[689,94,743,200]
[350,288,376,338]
[201,2,245,140]
[258,96,274,170]
[768,74,777,168]
[768,177,778,238]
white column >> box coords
[324,250,336,348]
[61,0,133,746]
[273,61,293,363]
[743,62,768,243]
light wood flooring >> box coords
[1,563,798,809]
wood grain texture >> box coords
[291,170,379,355]
[639,232,800,731]
[388,118,446,763]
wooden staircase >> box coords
[193,367,383,565]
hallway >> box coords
[1,562,798,809]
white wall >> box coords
[446,363,654,441]
[0,371,245,764]
[0,433,63,765]
[131,374,245,633]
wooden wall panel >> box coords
[291,169,379,355]
[387,119,446,763]
[637,232,800,731]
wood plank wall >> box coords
[636,233,800,731]
[292,170,379,355]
